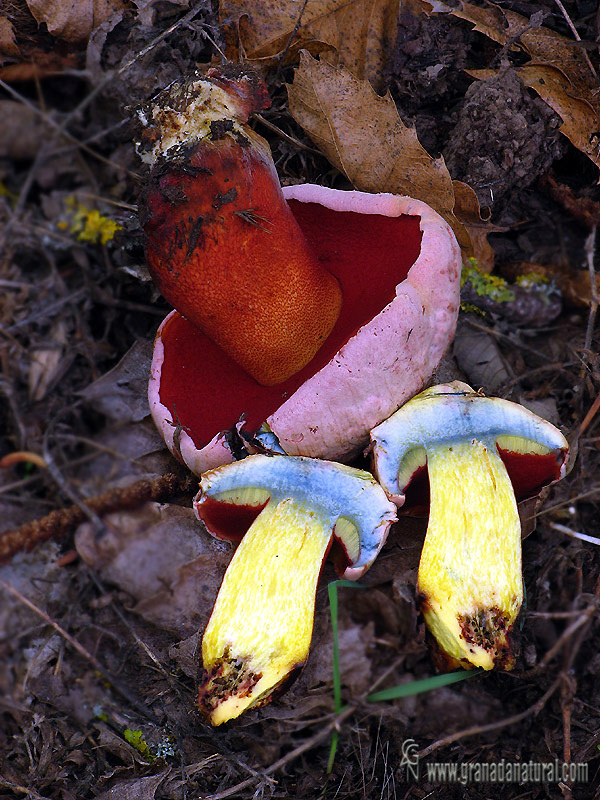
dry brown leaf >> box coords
[75,502,231,639]
[288,51,490,259]
[26,0,127,43]
[221,0,399,92]
[468,66,599,171]
[0,15,19,59]
[0,100,52,159]
[517,65,599,171]
[438,1,600,170]
[452,179,497,272]
[28,319,71,402]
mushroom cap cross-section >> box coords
[193,454,397,725]
[370,381,569,671]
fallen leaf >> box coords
[436,1,600,170]
[79,339,153,423]
[469,66,600,172]
[0,15,19,59]
[28,319,71,402]
[93,771,170,800]
[0,101,52,159]
[452,317,512,393]
[26,0,127,43]
[221,0,399,91]
[288,51,490,259]
[75,503,231,638]
[452,180,496,272]
[0,50,80,81]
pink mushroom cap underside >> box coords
[269,188,461,461]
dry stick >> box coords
[276,0,310,77]
[201,659,409,799]
[204,706,358,800]
[579,226,598,388]
[0,776,52,800]
[552,0,598,80]
[416,678,561,760]
[0,472,196,562]
[255,113,322,156]
[0,578,160,724]
[520,603,598,678]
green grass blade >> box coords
[326,579,366,774]
[367,668,483,702]
[327,580,367,714]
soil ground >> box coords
[0,1,599,799]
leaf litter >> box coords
[0,0,599,797]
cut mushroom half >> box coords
[370,381,569,671]
[193,454,397,725]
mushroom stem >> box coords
[419,440,522,670]
[199,497,331,725]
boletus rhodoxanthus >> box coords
[193,454,397,725]
[136,66,475,724]
[370,382,569,671]
[139,65,462,472]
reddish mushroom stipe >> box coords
[144,137,342,386]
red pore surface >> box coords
[158,204,422,448]
[398,447,567,517]
[498,447,568,500]
[197,497,268,542]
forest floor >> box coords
[0,0,599,798]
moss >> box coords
[123,728,153,760]
[60,196,122,245]
[461,261,515,304]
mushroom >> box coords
[141,67,461,473]
[370,381,569,671]
[138,65,342,387]
[193,453,397,725]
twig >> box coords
[0,776,52,800]
[204,705,357,800]
[255,113,322,155]
[417,678,561,759]
[0,578,160,724]
[520,601,598,678]
[276,0,310,75]
[579,226,598,387]
[0,472,196,562]
[42,413,110,539]
[552,0,598,80]
[577,390,600,438]
[548,521,600,546]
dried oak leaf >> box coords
[75,503,231,639]
[469,66,600,173]
[0,15,19,59]
[288,51,491,261]
[437,1,600,170]
[26,0,127,43]
[221,0,399,92]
